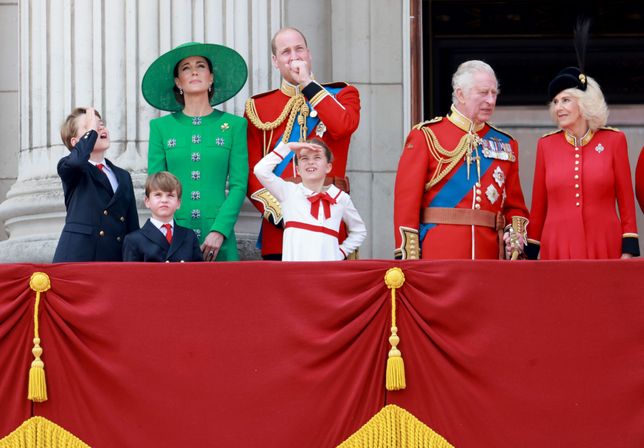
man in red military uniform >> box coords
[245,27,361,259]
[394,60,529,259]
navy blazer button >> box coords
[116,236,121,242]
[103,210,108,215]
[120,216,125,222]
[99,230,105,237]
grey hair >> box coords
[549,76,608,130]
[451,60,498,105]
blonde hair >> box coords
[145,171,183,199]
[60,107,102,150]
[549,76,608,130]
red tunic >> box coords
[636,146,644,213]
[393,110,529,259]
[528,129,639,259]
[245,80,361,257]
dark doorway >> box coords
[423,0,644,118]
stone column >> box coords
[0,0,283,262]
[331,0,405,259]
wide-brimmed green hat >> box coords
[142,42,248,111]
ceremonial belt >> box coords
[284,221,340,238]
[422,207,506,259]
[284,176,350,193]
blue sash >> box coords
[419,127,509,242]
[257,85,343,249]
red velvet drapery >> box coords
[1,260,643,447]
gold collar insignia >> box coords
[447,105,484,133]
[280,79,301,97]
[564,129,594,147]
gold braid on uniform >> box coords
[422,127,480,190]
[245,95,310,155]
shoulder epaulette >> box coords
[413,117,442,130]
[487,123,515,140]
[600,126,621,132]
[249,88,280,101]
[322,81,350,89]
[541,129,563,138]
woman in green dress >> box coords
[142,42,248,261]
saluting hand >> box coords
[287,142,323,157]
[84,107,99,133]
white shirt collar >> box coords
[149,217,174,230]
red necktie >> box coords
[308,192,336,220]
[96,163,106,173]
[162,223,172,243]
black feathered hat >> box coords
[548,18,591,100]
[548,67,587,100]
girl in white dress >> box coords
[254,139,367,261]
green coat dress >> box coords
[148,110,248,261]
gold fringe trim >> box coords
[337,405,454,448]
[384,268,406,391]
[28,272,51,402]
[0,417,90,448]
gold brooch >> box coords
[220,123,229,131]
[579,74,586,85]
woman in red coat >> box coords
[527,67,640,259]
[636,147,644,213]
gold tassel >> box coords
[384,267,406,391]
[27,272,51,402]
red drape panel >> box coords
[1,260,643,447]
[389,261,644,447]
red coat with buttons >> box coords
[636,146,644,214]
[528,128,639,259]
[394,117,529,259]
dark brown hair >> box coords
[145,171,183,199]
[172,56,214,106]
[295,138,334,164]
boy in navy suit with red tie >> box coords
[123,171,202,262]
[53,107,139,262]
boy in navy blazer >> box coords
[53,107,139,262]
[123,171,202,262]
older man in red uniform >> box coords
[394,60,529,259]
[245,27,361,260]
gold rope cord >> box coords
[384,268,406,391]
[28,272,51,402]
[245,95,310,155]
[337,405,454,448]
[0,417,90,448]
[422,127,479,191]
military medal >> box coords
[316,122,326,137]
